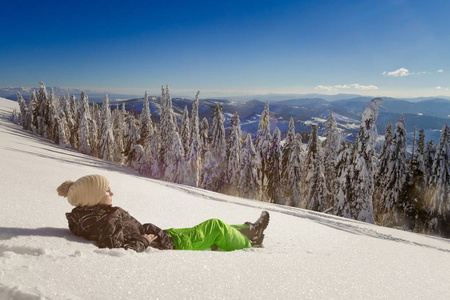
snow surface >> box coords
[0,97,449,299]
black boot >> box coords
[239,211,270,248]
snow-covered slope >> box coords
[0,97,449,299]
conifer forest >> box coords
[12,82,450,237]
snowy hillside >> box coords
[0,97,449,299]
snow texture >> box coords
[0,97,449,299]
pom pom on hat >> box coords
[57,180,74,197]
[57,175,109,207]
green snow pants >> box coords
[165,219,252,251]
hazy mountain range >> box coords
[116,95,449,145]
[2,86,449,144]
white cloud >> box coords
[383,68,435,77]
[334,84,351,89]
[335,84,378,90]
[384,68,411,77]
[434,86,449,91]
[315,85,336,91]
[315,84,378,91]
[437,69,444,73]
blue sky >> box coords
[1,0,450,98]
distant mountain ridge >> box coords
[114,95,448,144]
[3,86,450,103]
[3,86,448,143]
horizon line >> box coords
[1,85,450,100]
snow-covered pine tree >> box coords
[158,86,167,168]
[425,140,437,180]
[98,95,115,161]
[139,91,153,144]
[149,125,162,179]
[226,111,242,195]
[427,124,450,236]
[201,151,216,191]
[396,127,417,231]
[335,98,383,223]
[124,112,141,167]
[165,132,186,184]
[208,103,227,191]
[48,87,60,143]
[89,104,100,158]
[93,102,102,135]
[185,91,201,187]
[16,92,25,125]
[142,134,155,177]
[16,92,30,130]
[128,144,146,173]
[68,94,77,115]
[323,110,341,202]
[380,115,410,227]
[61,95,74,148]
[37,82,50,138]
[353,98,384,223]
[281,118,302,207]
[167,86,179,130]
[78,92,91,155]
[28,90,39,134]
[111,104,126,163]
[210,104,226,159]
[190,91,201,145]
[238,133,258,199]
[405,128,428,232]
[255,101,272,201]
[304,124,329,212]
[180,105,191,158]
[26,97,36,132]
[200,117,210,161]
[373,123,394,223]
[60,95,67,114]
[281,118,296,201]
[302,124,318,207]
[58,109,70,148]
[415,129,427,187]
[10,108,20,124]
[227,111,242,149]
[377,124,394,175]
[410,127,417,165]
[185,132,201,186]
[267,127,282,204]
[334,141,354,218]
[159,85,179,175]
[68,95,79,148]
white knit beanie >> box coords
[57,175,110,207]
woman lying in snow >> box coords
[57,175,269,252]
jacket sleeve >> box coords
[122,234,150,252]
[142,223,174,250]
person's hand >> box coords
[143,234,158,243]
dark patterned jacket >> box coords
[66,205,174,252]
